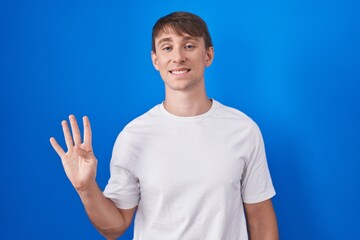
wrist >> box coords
[76,180,99,197]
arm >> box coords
[50,115,135,239]
[78,181,136,239]
[244,199,279,240]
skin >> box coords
[50,28,279,240]
[151,30,214,116]
[50,115,135,239]
[245,200,279,240]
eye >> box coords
[185,44,195,50]
[162,46,172,52]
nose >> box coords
[172,47,186,63]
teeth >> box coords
[172,70,188,75]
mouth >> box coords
[169,69,191,75]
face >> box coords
[151,30,214,93]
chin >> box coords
[165,81,201,92]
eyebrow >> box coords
[157,37,172,46]
[156,36,200,46]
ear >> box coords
[151,51,160,71]
[205,46,214,67]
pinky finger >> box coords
[50,137,66,158]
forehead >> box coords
[154,28,202,44]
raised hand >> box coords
[50,115,98,192]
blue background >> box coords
[1,0,359,239]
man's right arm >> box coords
[50,115,135,239]
[77,181,136,239]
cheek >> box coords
[156,57,168,69]
[152,54,167,70]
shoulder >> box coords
[211,100,264,142]
[124,104,164,129]
[212,100,257,127]
[114,103,165,141]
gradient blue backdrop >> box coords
[1,0,359,239]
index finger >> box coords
[83,116,92,150]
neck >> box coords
[163,85,212,117]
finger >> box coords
[69,114,82,145]
[83,116,92,150]
[62,120,74,150]
[50,137,66,158]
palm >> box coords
[50,115,97,191]
[61,145,97,190]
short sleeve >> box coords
[241,122,276,203]
[103,131,140,209]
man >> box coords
[50,12,279,240]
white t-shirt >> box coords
[103,99,275,240]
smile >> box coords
[169,69,191,75]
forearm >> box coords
[77,181,127,239]
[247,218,279,240]
[51,116,132,239]
[245,199,279,240]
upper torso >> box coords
[104,100,275,240]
